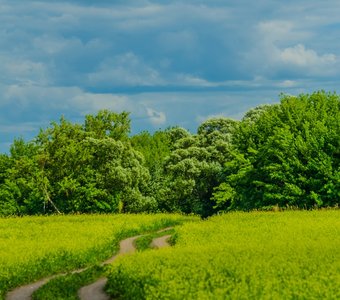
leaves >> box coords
[216,91,340,210]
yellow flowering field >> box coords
[107,210,340,299]
[0,213,190,298]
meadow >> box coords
[107,210,340,299]
[0,213,190,299]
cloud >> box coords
[275,44,337,77]
[280,44,336,67]
[2,0,340,153]
[146,108,167,126]
[0,84,171,142]
[245,19,339,79]
[0,56,50,86]
[257,20,307,44]
[87,52,164,87]
[1,84,135,120]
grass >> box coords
[31,227,176,300]
[32,265,106,300]
[135,228,175,251]
[0,213,194,299]
[106,210,340,299]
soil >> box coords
[6,278,51,300]
[151,234,172,249]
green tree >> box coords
[213,91,340,210]
[0,110,155,215]
[84,110,130,140]
[0,139,46,215]
[164,119,238,217]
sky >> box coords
[1,0,340,152]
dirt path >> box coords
[79,229,173,300]
[5,236,141,300]
[6,228,173,300]
[6,278,51,300]
[78,235,141,300]
[151,234,172,249]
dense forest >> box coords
[0,91,339,217]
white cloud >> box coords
[246,19,339,78]
[1,84,133,115]
[71,93,132,115]
[1,57,50,86]
[280,44,336,67]
[33,35,81,55]
[257,20,308,45]
[88,52,164,87]
[276,80,298,88]
[176,74,216,87]
[146,107,166,126]
[0,83,168,130]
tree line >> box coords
[0,91,339,217]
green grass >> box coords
[0,213,195,299]
[32,227,176,300]
[106,210,340,299]
[32,265,106,300]
[135,228,175,251]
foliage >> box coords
[0,110,154,215]
[1,91,340,216]
[131,130,171,175]
[0,213,192,299]
[106,210,340,299]
[163,118,238,216]
[130,130,174,212]
[213,91,340,210]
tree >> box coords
[0,110,156,215]
[34,111,155,213]
[213,91,340,210]
[164,119,238,217]
[0,140,46,215]
[84,110,130,140]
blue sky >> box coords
[1,1,340,152]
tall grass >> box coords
[107,210,340,299]
[0,213,191,299]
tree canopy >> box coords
[1,91,339,217]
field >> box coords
[1,211,339,299]
[0,213,190,299]
[107,210,340,299]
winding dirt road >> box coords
[5,268,89,300]
[6,228,172,300]
[6,277,51,300]
[78,235,142,300]
[78,230,172,300]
